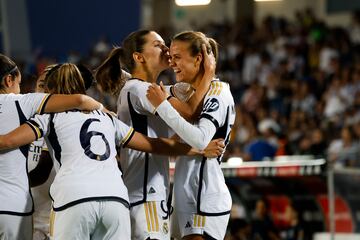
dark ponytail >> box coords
[96,30,151,96]
[95,47,125,96]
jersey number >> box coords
[80,118,110,161]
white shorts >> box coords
[171,209,230,240]
[0,214,32,240]
[130,201,170,240]
[50,200,130,240]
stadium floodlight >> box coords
[175,0,211,6]
[226,157,243,167]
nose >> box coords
[161,44,169,55]
[169,57,175,67]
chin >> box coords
[175,75,184,82]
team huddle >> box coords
[0,30,235,240]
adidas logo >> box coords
[148,187,156,194]
[185,221,191,228]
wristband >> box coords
[166,95,173,101]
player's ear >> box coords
[3,74,13,88]
[194,53,202,68]
[133,52,145,64]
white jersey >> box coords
[0,93,50,215]
[156,79,235,215]
[117,79,171,206]
[27,110,133,211]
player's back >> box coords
[30,110,130,210]
[0,93,49,214]
[117,79,170,205]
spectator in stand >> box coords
[280,204,304,240]
[328,126,359,167]
[251,198,280,240]
[309,129,328,158]
[243,133,277,161]
[227,219,252,240]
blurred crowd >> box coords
[201,7,360,168]
[18,8,360,169]
[225,199,304,240]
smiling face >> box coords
[139,31,170,73]
[169,40,202,84]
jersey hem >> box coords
[0,209,34,216]
[53,196,130,211]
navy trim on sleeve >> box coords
[170,86,175,97]
[25,121,43,139]
[39,94,53,114]
[200,113,219,129]
[122,130,135,148]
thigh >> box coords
[33,229,49,240]
[170,206,181,240]
[51,202,98,240]
[130,201,170,240]
[95,201,130,240]
[0,214,33,240]
[0,214,32,240]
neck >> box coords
[132,66,160,83]
[191,72,211,90]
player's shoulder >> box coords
[125,78,151,88]
[0,93,22,101]
[123,78,151,95]
[207,79,230,97]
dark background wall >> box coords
[26,0,141,58]
[327,0,360,13]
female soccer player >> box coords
[28,63,97,240]
[0,63,223,240]
[147,31,235,240]
[96,30,215,240]
[0,54,103,240]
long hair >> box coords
[95,30,151,95]
[45,63,86,94]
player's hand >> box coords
[202,138,225,158]
[202,44,216,79]
[146,81,169,108]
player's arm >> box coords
[124,131,224,158]
[145,99,217,150]
[29,150,53,187]
[0,124,37,150]
[41,94,103,113]
[151,44,215,121]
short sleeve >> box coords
[128,82,157,115]
[19,93,51,116]
[113,118,135,147]
[26,114,51,140]
[199,95,227,130]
